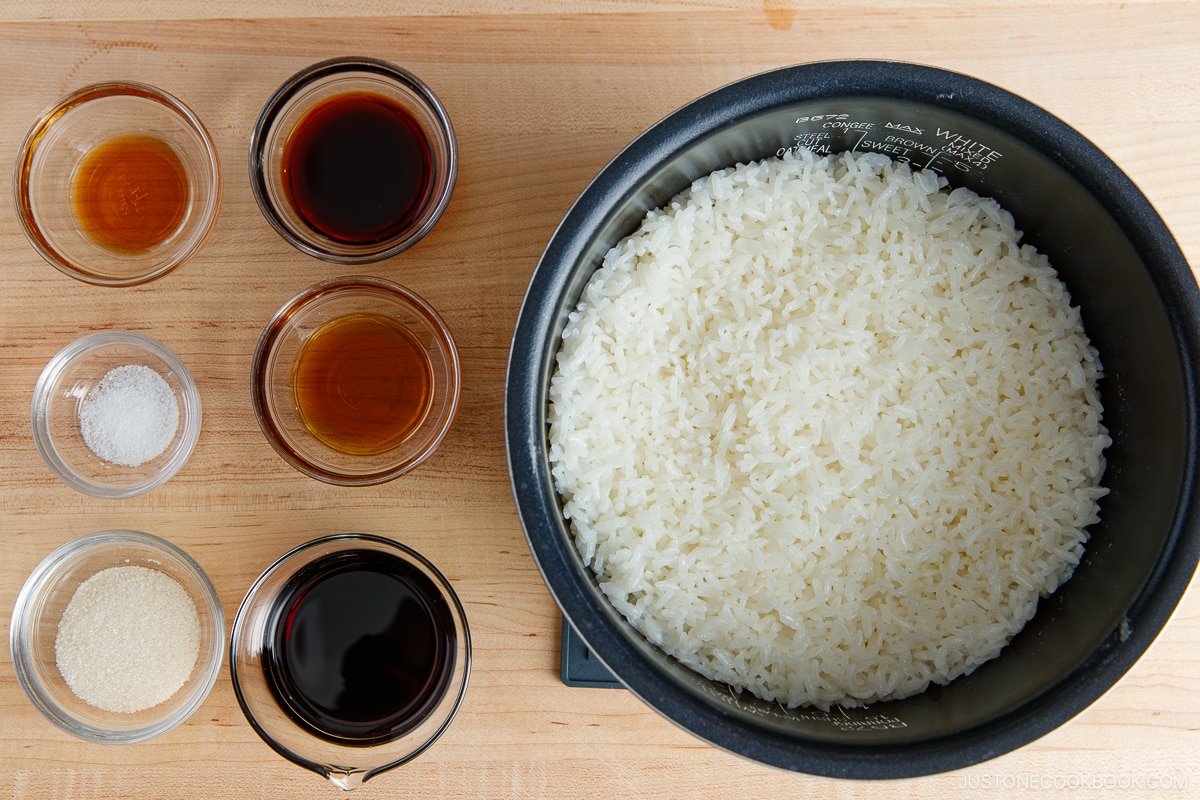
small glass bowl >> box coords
[14,82,221,286]
[230,534,471,790]
[32,331,202,499]
[251,276,460,485]
[249,56,457,263]
[9,530,225,744]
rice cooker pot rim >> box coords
[505,59,1200,779]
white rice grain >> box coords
[547,149,1110,710]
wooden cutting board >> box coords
[0,4,1196,798]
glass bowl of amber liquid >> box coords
[14,82,221,286]
[251,276,461,485]
[10,530,225,744]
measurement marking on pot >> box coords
[793,132,831,149]
[883,134,939,155]
[699,682,909,731]
[790,115,1005,175]
[884,121,924,136]
[856,137,914,158]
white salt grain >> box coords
[55,565,200,713]
[79,364,179,467]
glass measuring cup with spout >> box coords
[230,534,471,790]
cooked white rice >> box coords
[547,148,1110,710]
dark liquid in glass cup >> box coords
[281,92,433,245]
[262,548,457,746]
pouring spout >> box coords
[324,767,366,791]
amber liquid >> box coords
[281,92,433,244]
[292,313,433,455]
[262,549,456,745]
[72,134,190,254]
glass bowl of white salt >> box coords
[31,330,201,499]
[9,530,225,743]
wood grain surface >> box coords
[0,3,1197,799]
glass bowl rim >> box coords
[250,275,461,486]
[12,80,222,287]
[247,55,458,265]
[228,532,472,786]
[8,528,226,744]
[31,329,203,499]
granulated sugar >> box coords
[79,364,179,467]
[55,565,200,713]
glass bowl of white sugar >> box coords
[31,330,201,499]
[9,530,225,743]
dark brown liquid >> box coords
[292,313,433,455]
[72,134,190,254]
[282,92,433,244]
[263,549,456,746]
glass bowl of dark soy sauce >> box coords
[230,534,471,790]
[250,56,457,263]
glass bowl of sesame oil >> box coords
[251,276,460,485]
[31,330,202,499]
[14,82,221,286]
